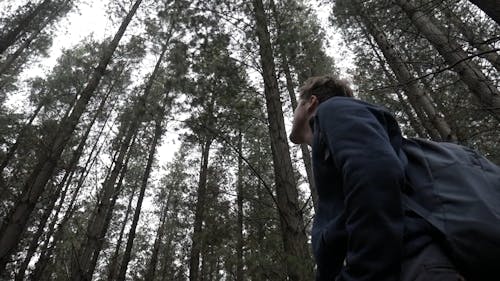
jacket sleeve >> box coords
[316,99,404,281]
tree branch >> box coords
[369,48,500,93]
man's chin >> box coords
[289,133,302,144]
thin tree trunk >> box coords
[189,137,212,281]
[14,177,69,281]
[200,240,208,281]
[29,121,111,281]
[72,44,167,281]
[283,66,318,210]
[442,4,500,72]
[159,224,176,281]
[353,5,457,141]
[93,135,137,277]
[0,102,43,174]
[268,0,318,211]
[144,189,171,281]
[116,117,164,281]
[468,0,500,25]
[366,30,430,138]
[106,184,136,281]
[0,26,40,77]
[357,19,432,139]
[394,0,500,119]
[0,0,51,54]
[31,145,118,281]
[71,122,137,281]
[410,61,465,142]
[0,0,142,272]
[235,130,244,281]
[0,0,68,77]
[251,0,313,280]
[0,0,71,94]
[10,62,118,280]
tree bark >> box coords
[144,189,171,281]
[468,0,500,26]
[106,184,136,281]
[251,0,313,280]
[159,228,176,281]
[14,93,114,281]
[369,39,429,138]
[116,117,164,281]
[442,4,500,72]
[235,130,244,281]
[13,186,51,280]
[0,0,142,271]
[29,119,110,281]
[269,0,318,211]
[189,137,212,281]
[71,122,136,281]
[394,0,500,119]
[356,17,436,139]
[73,35,167,281]
[354,4,457,142]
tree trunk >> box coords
[356,18,436,139]
[29,120,110,281]
[0,27,39,77]
[354,4,457,142]
[13,188,51,280]
[468,0,500,25]
[189,137,212,281]
[442,4,500,72]
[409,59,465,142]
[73,37,167,281]
[71,123,136,281]
[144,189,171,281]
[235,130,244,281]
[0,0,142,271]
[116,118,164,281]
[269,0,317,211]
[8,54,118,279]
[0,0,67,77]
[106,184,136,281]
[251,0,313,280]
[0,102,43,174]
[159,225,176,281]
[367,35,430,138]
[0,0,51,54]
[283,67,318,210]
[394,0,500,119]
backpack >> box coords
[401,138,500,281]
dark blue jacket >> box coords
[311,97,433,281]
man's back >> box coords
[290,75,498,281]
[311,97,500,281]
[311,97,436,280]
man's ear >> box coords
[308,95,319,113]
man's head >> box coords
[289,75,353,145]
[299,75,353,101]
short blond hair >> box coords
[299,75,353,102]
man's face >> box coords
[289,95,317,145]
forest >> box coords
[0,0,498,280]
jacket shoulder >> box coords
[317,97,382,112]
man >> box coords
[289,75,466,281]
